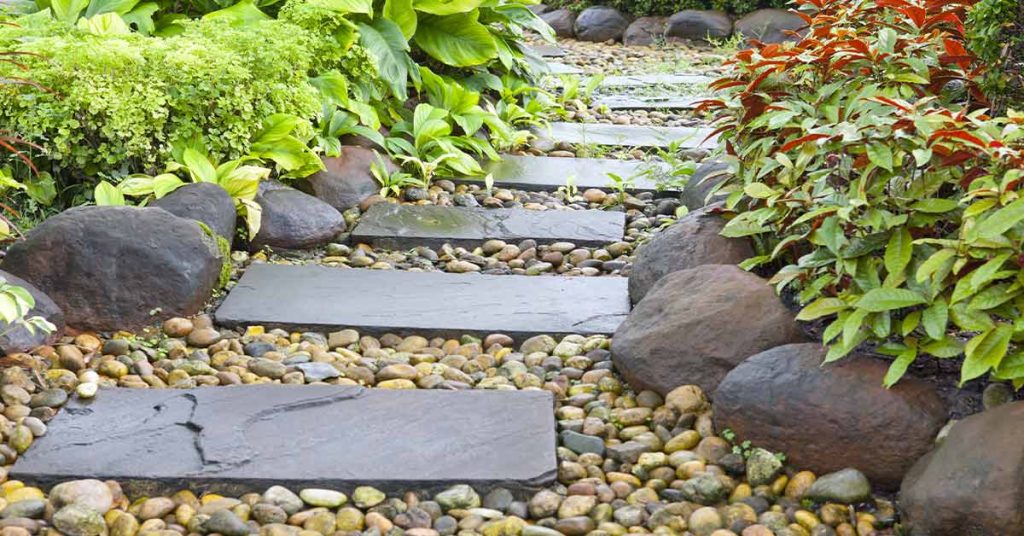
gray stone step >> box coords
[215,264,629,339]
[11,385,556,495]
[599,74,715,87]
[527,43,566,57]
[592,95,703,110]
[350,204,625,249]
[468,154,673,194]
[539,122,718,149]
[547,62,584,75]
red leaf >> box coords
[780,133,832,152]
[929,129,986,147]
[867,96,913,112]
[745,69,774,92]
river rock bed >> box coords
[0,320,895,536]
[530,38,728,76]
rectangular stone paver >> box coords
[470,154,672,194]
[214,264,630,338]
[527,43,566,57]
[547,62,584,75]
[592,95,703,110]
[599,74,715,87]
[11,385,556,494]
[540,122,718,149]
[350,203,625,249]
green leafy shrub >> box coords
[0,16,326,193]
[967,0,1023,112]
[702,0,1024,388]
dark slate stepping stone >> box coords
[599,74,715,87]
[539,123,718,149]
[350,204,625,249]
[547,62,584,75]
[470,155,673,194]
[11,385,556,495]
[214,264,629,338]
[592,95,703,110]
[527,43,567,57]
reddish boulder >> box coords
[714,343,948,490]
[623,17,667,46]
[300,147,398,212]
[540,9,576,38]
[734,8,806,44]
[665,10,732,42]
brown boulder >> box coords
[540,9,576,38]
[574,6,629,43]
[612,265,803,395]
[250,181,346,251]
[665,10,732,42]
[900,401,1024,535]
[734,8,806,44]
[300,147,398,212]
[628,209,754,304]
[714,343,947,490]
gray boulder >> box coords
[735,8,806,44]
[612,264,804,395]
[680,160,731,211]
[299,147,398,212]
[900,401,1024,535]
[665,10,733,42]
[574,6,629,43]
[623,17,666,46]
[540,8,576,38]
[628,209,754,304]
[2,206,222,331]
[0,269,64,355]
[250,180,346,251]
[151,182,237,241]
[714,343,947,490]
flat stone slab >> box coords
[526,43,566,57]
[468,155,673,194]
[11,386,556,495]
[540,122,718,149]
[599,74,715,87]
[215,264,630,338]
[350,204,625,249]
[547,62,584,75]
[592,95,703,110]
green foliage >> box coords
[0,17,325,197]
[705,0,1024,388]
[967,0,1023,111]
[0,276,56,337]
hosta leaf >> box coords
[961,324,1013,384]
[383,0,417,38]
[203,0,270,23]
[94,181,125,206]
[414,12,497,67]
[307,0,371,13]
[856,288,926,312]
[51,0,89,23]
[358,19,411,99]
[84,0,138,17]
[413,0,481,15]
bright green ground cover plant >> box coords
[699,0,1024,388]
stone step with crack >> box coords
[10,385,557,495]
[459,154,674,194]
[538,122,718,149]
[214,264,629,339]
[350,203,625,249]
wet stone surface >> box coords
[474,155,672,194]
[350,204,626,249]
[11,385,557,495]
[538,123,717,149]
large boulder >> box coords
[734,8,806,44]
[899,401,1024,535]
[250,181,346,251]
[299,147,398,212]
[665,10,733,42]
[714,344,947,490]
[151,182,237,241]
[612,264,803,395]
[681,161,731,211]
[540,8,576,38]
[574,6,629,43]
[628,209,754,304]
[0,269,64,355]
[623,17,666,46]
[2,206,222,331]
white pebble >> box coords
[76,382,98,399]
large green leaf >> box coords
[307,0,371,14]
[414,12,497,67]
[856,288,926,312]
[84,0,138,17]
[50,0,89,23]
[413,0,480,15]
[977,197,1024,239]
[961,323,1013,384]
[203,0,270,24]
[383,0,417,38]
[358,19,411,99]
[121,2,158,34]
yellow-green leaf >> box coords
[796,297,849,321]
[856,288,926,312]
[884,227,913,278]
[961,324,1013,384]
